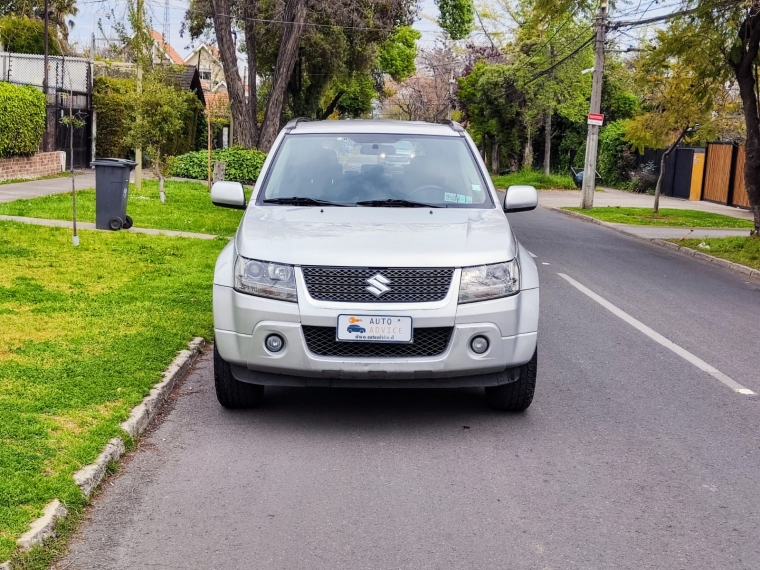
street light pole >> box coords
[580,0,608,209]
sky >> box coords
[68,0,675,60]
[70,0,446,60]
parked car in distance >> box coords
[211,119,539,411]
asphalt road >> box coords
[59,207,760,570]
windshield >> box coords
[257,134,493,208]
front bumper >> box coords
[214,268,539,387]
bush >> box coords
[93,76,135,158]
[169,147,267,184]
[598,120,633,186]
[0,82,46,157]
[0,16,62,55]
[626,161,658,194]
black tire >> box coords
[108,217,123,230]
[484,349,537,412]
[123,215,133,229]
[214,343,264,409]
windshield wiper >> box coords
[356,199,444,208]
[263,197,346,206]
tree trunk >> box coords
[243,0,259,146]
[321,91,344,120]
[544,111,551,176]
[732,14,760,234]
[523,133,533,171]
[653,129,687,213]
[210,0,256,148]
[491,140,500,174]
[257,0,307,152]
[159,173,166,203]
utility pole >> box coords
[580,0,607,209]
[134,0,144,189]
[43,0,50,152]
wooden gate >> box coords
[731,146,751,208]
[702,143,733,203]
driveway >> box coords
[59,207,760,570]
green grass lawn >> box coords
[492,169,576,190]
[0,222,225,561]
[0,180,248,236]
[673,237,760,270]
[563,206,755,229]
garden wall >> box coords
[0,151,64,182]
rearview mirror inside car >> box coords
[504,185,538,213]
[211,181,246,210]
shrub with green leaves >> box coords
[169,147,267,184]
[0,82,46,157]
[0,16,62,56]
[598,120,634,185]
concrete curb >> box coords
[16,500,68,550]
[550,207,760,281]
[121,337,206,438]
[73,438,126,498]
[1,337,206,568]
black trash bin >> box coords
[91,159,138,230]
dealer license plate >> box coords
[336,315,413,343]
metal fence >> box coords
[0,51,90,95]
[0,52,93,168]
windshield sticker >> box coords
[471,184,482,193]
[445,193,473,204]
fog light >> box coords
[470,336,489,354]
[265,334,284,353]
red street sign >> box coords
[588,113,604,126]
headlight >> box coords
[458,260,520,304]
[234,257,297,302]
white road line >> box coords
[527,250,537,258]
[557,272,756,396]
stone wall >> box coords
[0,151,65,182]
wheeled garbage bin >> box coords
[91,159,138,230]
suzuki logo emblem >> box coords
[365,273,391,297]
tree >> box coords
[124,73,202,202]
[0,15,63,55]
[0,0,78,44]
[625,51,718,212]
[458,61,522,173]
[654,2,760,232]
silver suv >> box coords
[211,119,539,411]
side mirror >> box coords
[211,181,246,210]
[504,185,538,213]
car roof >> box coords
[285,119,463,137]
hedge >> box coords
[93,74,202,159]
[92,76,134,158]
[169,147,267,184]
[0,16,62,56]
[0,82,46,157]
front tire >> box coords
[214,343,264,409]
[484,349,537,412]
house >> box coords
[184,44,227,93]
[149,29,184,66]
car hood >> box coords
[235,206,516,267]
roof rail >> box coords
[439,119,465,132]
[284,117,311,130]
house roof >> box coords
[149,29,184,65]
[205,91,229,115]
[162,65,206,107]
[184,43,221,65]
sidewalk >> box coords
[0,171,95,203]
[539,187,754,222]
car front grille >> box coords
[302,326,453,358]
[301,267,454,303]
